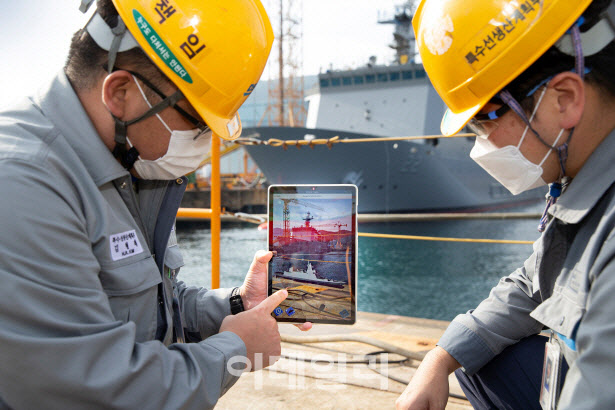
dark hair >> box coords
[507,0,615,110]
[64,0,167,92]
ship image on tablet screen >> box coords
[267,185,357,324]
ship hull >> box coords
[243,126,545,213]
[274,273,346,289]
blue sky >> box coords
[0,0,401,109]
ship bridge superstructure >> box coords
[305,62,445,138]
[305,1,445,139]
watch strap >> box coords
[230,287,244,315]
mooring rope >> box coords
[235,133,476,150]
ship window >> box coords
[342,76,352,86]
[320,79,330,88]
[331,77,341,87]
[366,74,376,83]
[377,73,388,82]
[402,70,413,80]
[390,72,400,81]
[415,69,427,78]
[354,76,364,84]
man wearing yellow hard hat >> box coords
[0,0,310,407]
[397,0,615,409]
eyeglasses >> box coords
[467,98,510,138]
[472,105,510,122]
[107,65,210,137]
[468,72,560,139]
[128,70,210,135]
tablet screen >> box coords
[267,185,357,324]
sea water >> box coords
[176,206,543,321]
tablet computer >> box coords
[267,184,357,324]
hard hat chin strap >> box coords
[111,89,185,170]
[499,21,585,151]
[571,25,585,82]
[500,23,586,233]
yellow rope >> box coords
[358,232,534,245]
[176,209,535,245]
[235,133,476,150]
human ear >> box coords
[550,71,585,130]
[101,70,134,119]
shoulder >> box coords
[0,97,63,165]
[0,105,90,223]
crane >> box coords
[316,221,348,249]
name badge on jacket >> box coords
[110,230,144,261]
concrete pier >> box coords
[215,312,471,409]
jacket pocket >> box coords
[530,286,585,339]
[99,256,162,341]
[99,255,161,297]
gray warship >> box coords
[242,1,544,213]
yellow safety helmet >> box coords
[412,0,593,136]
[103,0,274,141]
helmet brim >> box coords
[195,101,243,141]
[440,104,482,137]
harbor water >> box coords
[176,205,543,321]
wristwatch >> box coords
[230,287,245,315]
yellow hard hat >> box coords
[412,0,593,136]
[110,0,274,140]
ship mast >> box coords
[260,0,306,127]
[377,0,417,65]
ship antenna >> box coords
[377,0,417,65]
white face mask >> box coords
[470,88,565,195]
[129,76,212,180]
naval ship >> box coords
[242,1,544,213]
[275,262,346,289]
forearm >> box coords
[439,263,544,374]
[425,346,462,375]
[175,281,234,339]
[396,346,461,410]
[0,321,246,409]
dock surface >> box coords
[216,312,471,409]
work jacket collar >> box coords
[550,128,615,224]
[34,71,129,187]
